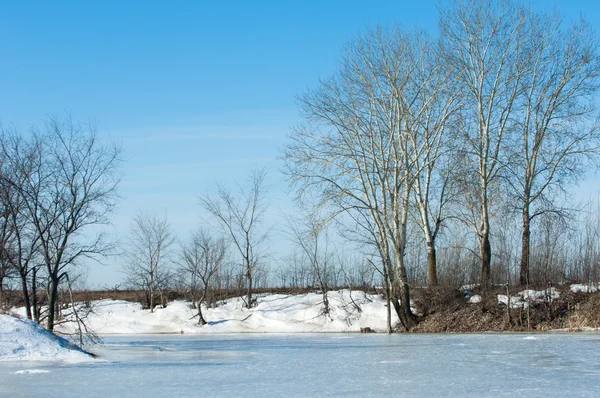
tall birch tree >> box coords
[440,0,526,286]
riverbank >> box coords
[5,284,600,340]
[411,284,600,333]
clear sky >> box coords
[1,0,599,287]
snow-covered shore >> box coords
[0,314,94,363]
[3,285,599,362]
[2,290,392,362]
[53,290,395,335]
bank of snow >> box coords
[53,290,395,335]
[0,314,94,362]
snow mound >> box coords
[0,314,94,362]
[54,291,396,334]
[497,288,559,309]
[570,283,599,293]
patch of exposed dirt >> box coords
[410,285,600,333]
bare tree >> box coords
[199,168,269,309]
[440,0,526,286]
[407,35,462,287]
[179,228,227,325]
[0,129,44,320]
[123,211,175,312]
[505,10,600,286]
[6,117,121,331]
[283,27,442,329]
[285,210,332,316]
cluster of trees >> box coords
[122,169,270,322]
[0,117,121,332]
[282,0,600,328]
[3,0,600,335]
[122,168,381,324]
[118,0,600,331]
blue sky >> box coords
[1,0,599,287]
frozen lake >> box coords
[1,333,599,397]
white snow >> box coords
[468,295,482,304]
[0,314,94,363]
[570,283,600,293]
[2,290,396,361]
[47,290,395,335]
[497,287,559,308]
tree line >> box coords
[283,0,600,329]
[2,0,600,334]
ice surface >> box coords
[1,333,599,397]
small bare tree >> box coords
[199,168,269,309]
[179,229,227,325]
[285,210,332,316]
[123,211,175,312]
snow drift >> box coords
[0,314,94,363]
[52,290,395,335]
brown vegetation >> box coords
[411,286,600,333]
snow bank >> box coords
[0,314,94,362]
[497,287,559,309]
[53,290,396,335]
[570,283,600,293]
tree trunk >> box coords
[427,242,438,287]
[149,280,155,313]
[32,268,40,323]
[398,281,417,330]
[246,263,253,309]
[46,275,59,331]
[381,258,392,334]
[519,207,530,286]
[480,231,492,288]
[321,289,330,315]
[393,258,417,330]
[19,271,32,320]
[385,283,392,334]
[197,302,207,325]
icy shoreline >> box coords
[0,314,95,363]
[3,286,599,362]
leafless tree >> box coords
[439,0,526,286]
[283,27,442,329]
[504,10,600,286]
[0,129,43,320]
[123,210,175,312]
[199,168,269,309]
[277,251,312,289]
[3,117,121,331]
[179,228,227,325]
[407,36,462,287]
[285,210,332,316]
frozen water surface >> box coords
[1,333,600,397]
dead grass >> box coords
[411,285,600,333]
